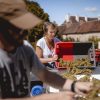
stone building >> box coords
[58,15,100,42]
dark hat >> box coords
[0,0,42,29]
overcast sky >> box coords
[32,0,100,25]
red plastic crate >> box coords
[95,49,100,62]
[54,42,96,69]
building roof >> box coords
[77,21,100,34]
[58,16,100,35]
[63,23,79,34]
[58,24,66,34]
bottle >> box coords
[30,85,44,96]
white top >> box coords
[36,37,60,59]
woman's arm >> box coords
[34,67,92,96]
[36,67,73,90]
[36,46,57,63]
[0,91,75,100]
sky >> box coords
[31,0,100,25]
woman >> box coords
[36,22,60,69]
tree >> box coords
[88,36,100,49]
[24,0,50,47]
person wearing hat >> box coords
[0,0,93,100]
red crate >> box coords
[95,49,100,62]
[54,42,96,69]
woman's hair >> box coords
[43,22,57,33]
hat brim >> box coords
[10,12,42,29]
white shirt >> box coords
[36,37,60,59]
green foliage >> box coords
[62,37,75,42]
[24,0,50,44]
[88,36,100,49]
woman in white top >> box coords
[36,22,60,68]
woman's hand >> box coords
[51,54,58,62]
[74,81,93,96]
[63,79,93,96]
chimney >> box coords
[98,16,100,21]
[85,16,88,22]
[76,15,79,22]
[65,13,70,22]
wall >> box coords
[64,32,100,42]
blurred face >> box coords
[1,25,28,53]
[45,26,57,41]
[0,18,28,53]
